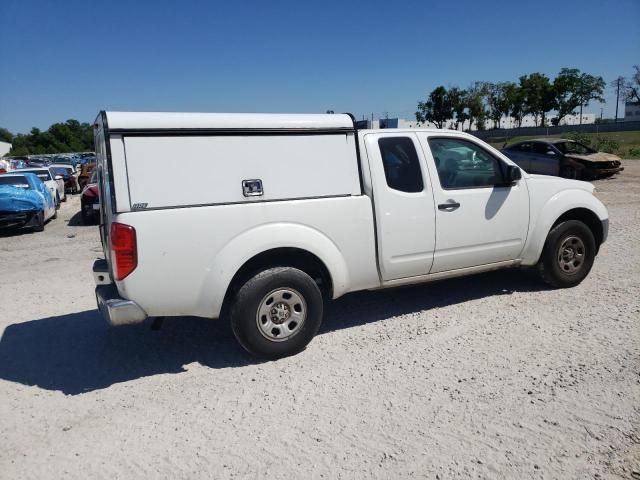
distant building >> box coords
[624,101,640,121]
[0,141,11,156]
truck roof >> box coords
[360,128,474,136]
[102,112,355,131]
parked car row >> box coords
[0,151,100,232]
[501,138,624,180]
[7,152,96,170]
[2,155,96,198]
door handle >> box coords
[438,202,461,211]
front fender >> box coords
[521,188,608,265]
[199,222,350,318]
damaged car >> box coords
[502,138,624,180]
[80,170,99,224]
[0,173,56,232]
[51,164,80,194]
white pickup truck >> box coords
[92,112,608,358]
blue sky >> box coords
[1,0,638,133]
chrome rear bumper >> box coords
[93,259,146,326]
[96,285,147,326]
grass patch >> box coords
[485,130,640,159]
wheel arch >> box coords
[520,189,608,265]
[220,247,334,320]
[551,208,604,249]
[199,222,350,319]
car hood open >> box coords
[565,152,621,163]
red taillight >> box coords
[110,222,137,281]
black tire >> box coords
[536,220,596,288]
[230,267,323,359]
[559,164,581,180]
[51,207,57,220]
[55,193,61,209]
[81,203,92,224]
[33,211,45,232]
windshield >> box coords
[23,170,51,181]
[0,176,30,188]
[555,141,596,155]
[52,167,69,176]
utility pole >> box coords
[615,77,620,123]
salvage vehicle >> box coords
[501,138,623,179]
[51,164,80,194]
[80,170,99,223]
[18,167,66,206]
[0,173,56,231]
[77,162,96,190]
[92,112,609,359]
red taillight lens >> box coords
[110,222,137,281]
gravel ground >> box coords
[1,163,639,479]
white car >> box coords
[92,112,609,359]
[19,167,66,206]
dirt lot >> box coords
[1,163,639,479]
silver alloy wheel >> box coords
[256,288,307,342]
[557,235,585,274]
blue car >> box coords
[0,173,57,231]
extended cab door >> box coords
[417,134,529,273]
[364,133,436,280]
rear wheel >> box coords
[559,163,583,180]
[230,267,323,359]
[55,193,60,209]
[536,220,596,288]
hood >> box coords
[565,152,621,163]
[526,174,595,194]
[0,185,43,212]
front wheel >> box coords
[32,211,45,232]
[230,267,324,359]
[536,220,596,288]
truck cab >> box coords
[92,112,608,358]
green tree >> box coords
[502,82,524,127]
[0,128,13,144]
[8,120,94,155]
[622,65,640,104]
[553,68,582,126]
[519,73,556,127]
[486,82,512,129]
[416,86,454,129]
[466,82,488,131]
[576,73,605,124]
[449,87,468,130]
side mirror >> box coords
[506,165,522,184]
[55,175,63,180]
